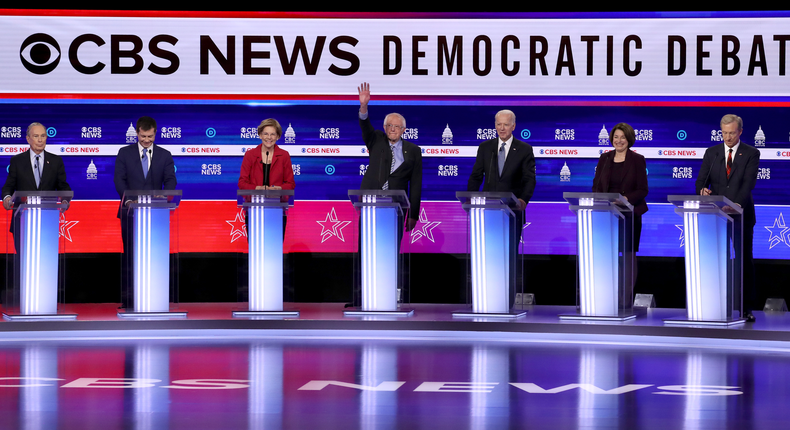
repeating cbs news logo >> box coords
[1,126,23,139]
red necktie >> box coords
[726,148,733,178]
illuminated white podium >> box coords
[118,190,185,318]
[665,195,744,326]
[561,192,636,321]
[233,189,298,318]
[454,191,525,318]
[346,190,413,317]
[4,191,76,321]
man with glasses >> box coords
[357,82,422,231]
[696,114,760,322]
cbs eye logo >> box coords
[20,33,61,75]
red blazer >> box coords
[238,144,295,190]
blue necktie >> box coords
[498,142,506,176]
[142,149,149,178]
[34,155,41,188]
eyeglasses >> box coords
[260,133,279,138]
[384,124,404,130]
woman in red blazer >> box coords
[238,118,295,191]
[592,122,649,251]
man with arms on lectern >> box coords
[696,114,760,322]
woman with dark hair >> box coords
[592,122,649,251]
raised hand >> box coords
[358,82,371,113]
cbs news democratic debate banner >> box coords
[1,10,790,260]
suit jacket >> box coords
[113,143,177,218]
[592,149,649,216]
[2,149,71,198]
[695,141,760,226]
[467,138,536,204]
[238,144,295,190]
[359,116,422,221]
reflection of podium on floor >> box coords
[560,192,636,322]
[665,195,745,326]
[233,189,298,318]
[453,191,525,319]
[345,190,413,317]
[118,190,186,318]
[3,191,76,321]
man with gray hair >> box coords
[2,122,70,211]
[467,109,536,308]
[357,82,422,231]
[696,114,760,322]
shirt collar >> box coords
[138,143,153,154]
[724,141,740,155]
[30,149,44,162]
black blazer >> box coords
[113,143,177,218]
[2,149,71,197]
[592,149,649,217]
[359,116,423,221]
[467,138,536,204]
[695,142,760,226]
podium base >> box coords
[559,313,637,322]
[452,310,527,319]
[117,311,188,319]
[3,313,78,321]
[344,308,414,317]
[233,310,300,319]
[663,317,746,327]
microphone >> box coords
[700,151,720,195]
[380,147,387,189]
[262,150,270,187]
[487,146,497,188]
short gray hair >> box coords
[383,113,406,129]
[495,110,516,124]
[721,114,743,131]
[26,122,45,137]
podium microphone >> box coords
[701,152,719,195]
[262,151,270,187]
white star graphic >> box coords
[519,222,531,244]
[59,213,79,242]
[316,207,352,243]
[676,224,685,248]
[225,208,247,243]
[764,213,790,249]
[410,207,442,244]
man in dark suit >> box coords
[113,116,177,308]
[2,122,71,239]
[695,114,760,322]
[467,110,536,308]
[2,122,71,304]
[357,82,422,230]
[467,109,536,230]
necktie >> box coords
[498,142,506,176]
[34,155,41,188]
[726,148,733,178]
[382,145,395,190]
[142,148,149,178]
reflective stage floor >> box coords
[1,303,790,429]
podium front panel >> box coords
[683,210,731,321]
[4,192,72,318]
[668,196,741,324]
[247,196,285,312]
[564,192,634,320]
[350,190,409,313]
